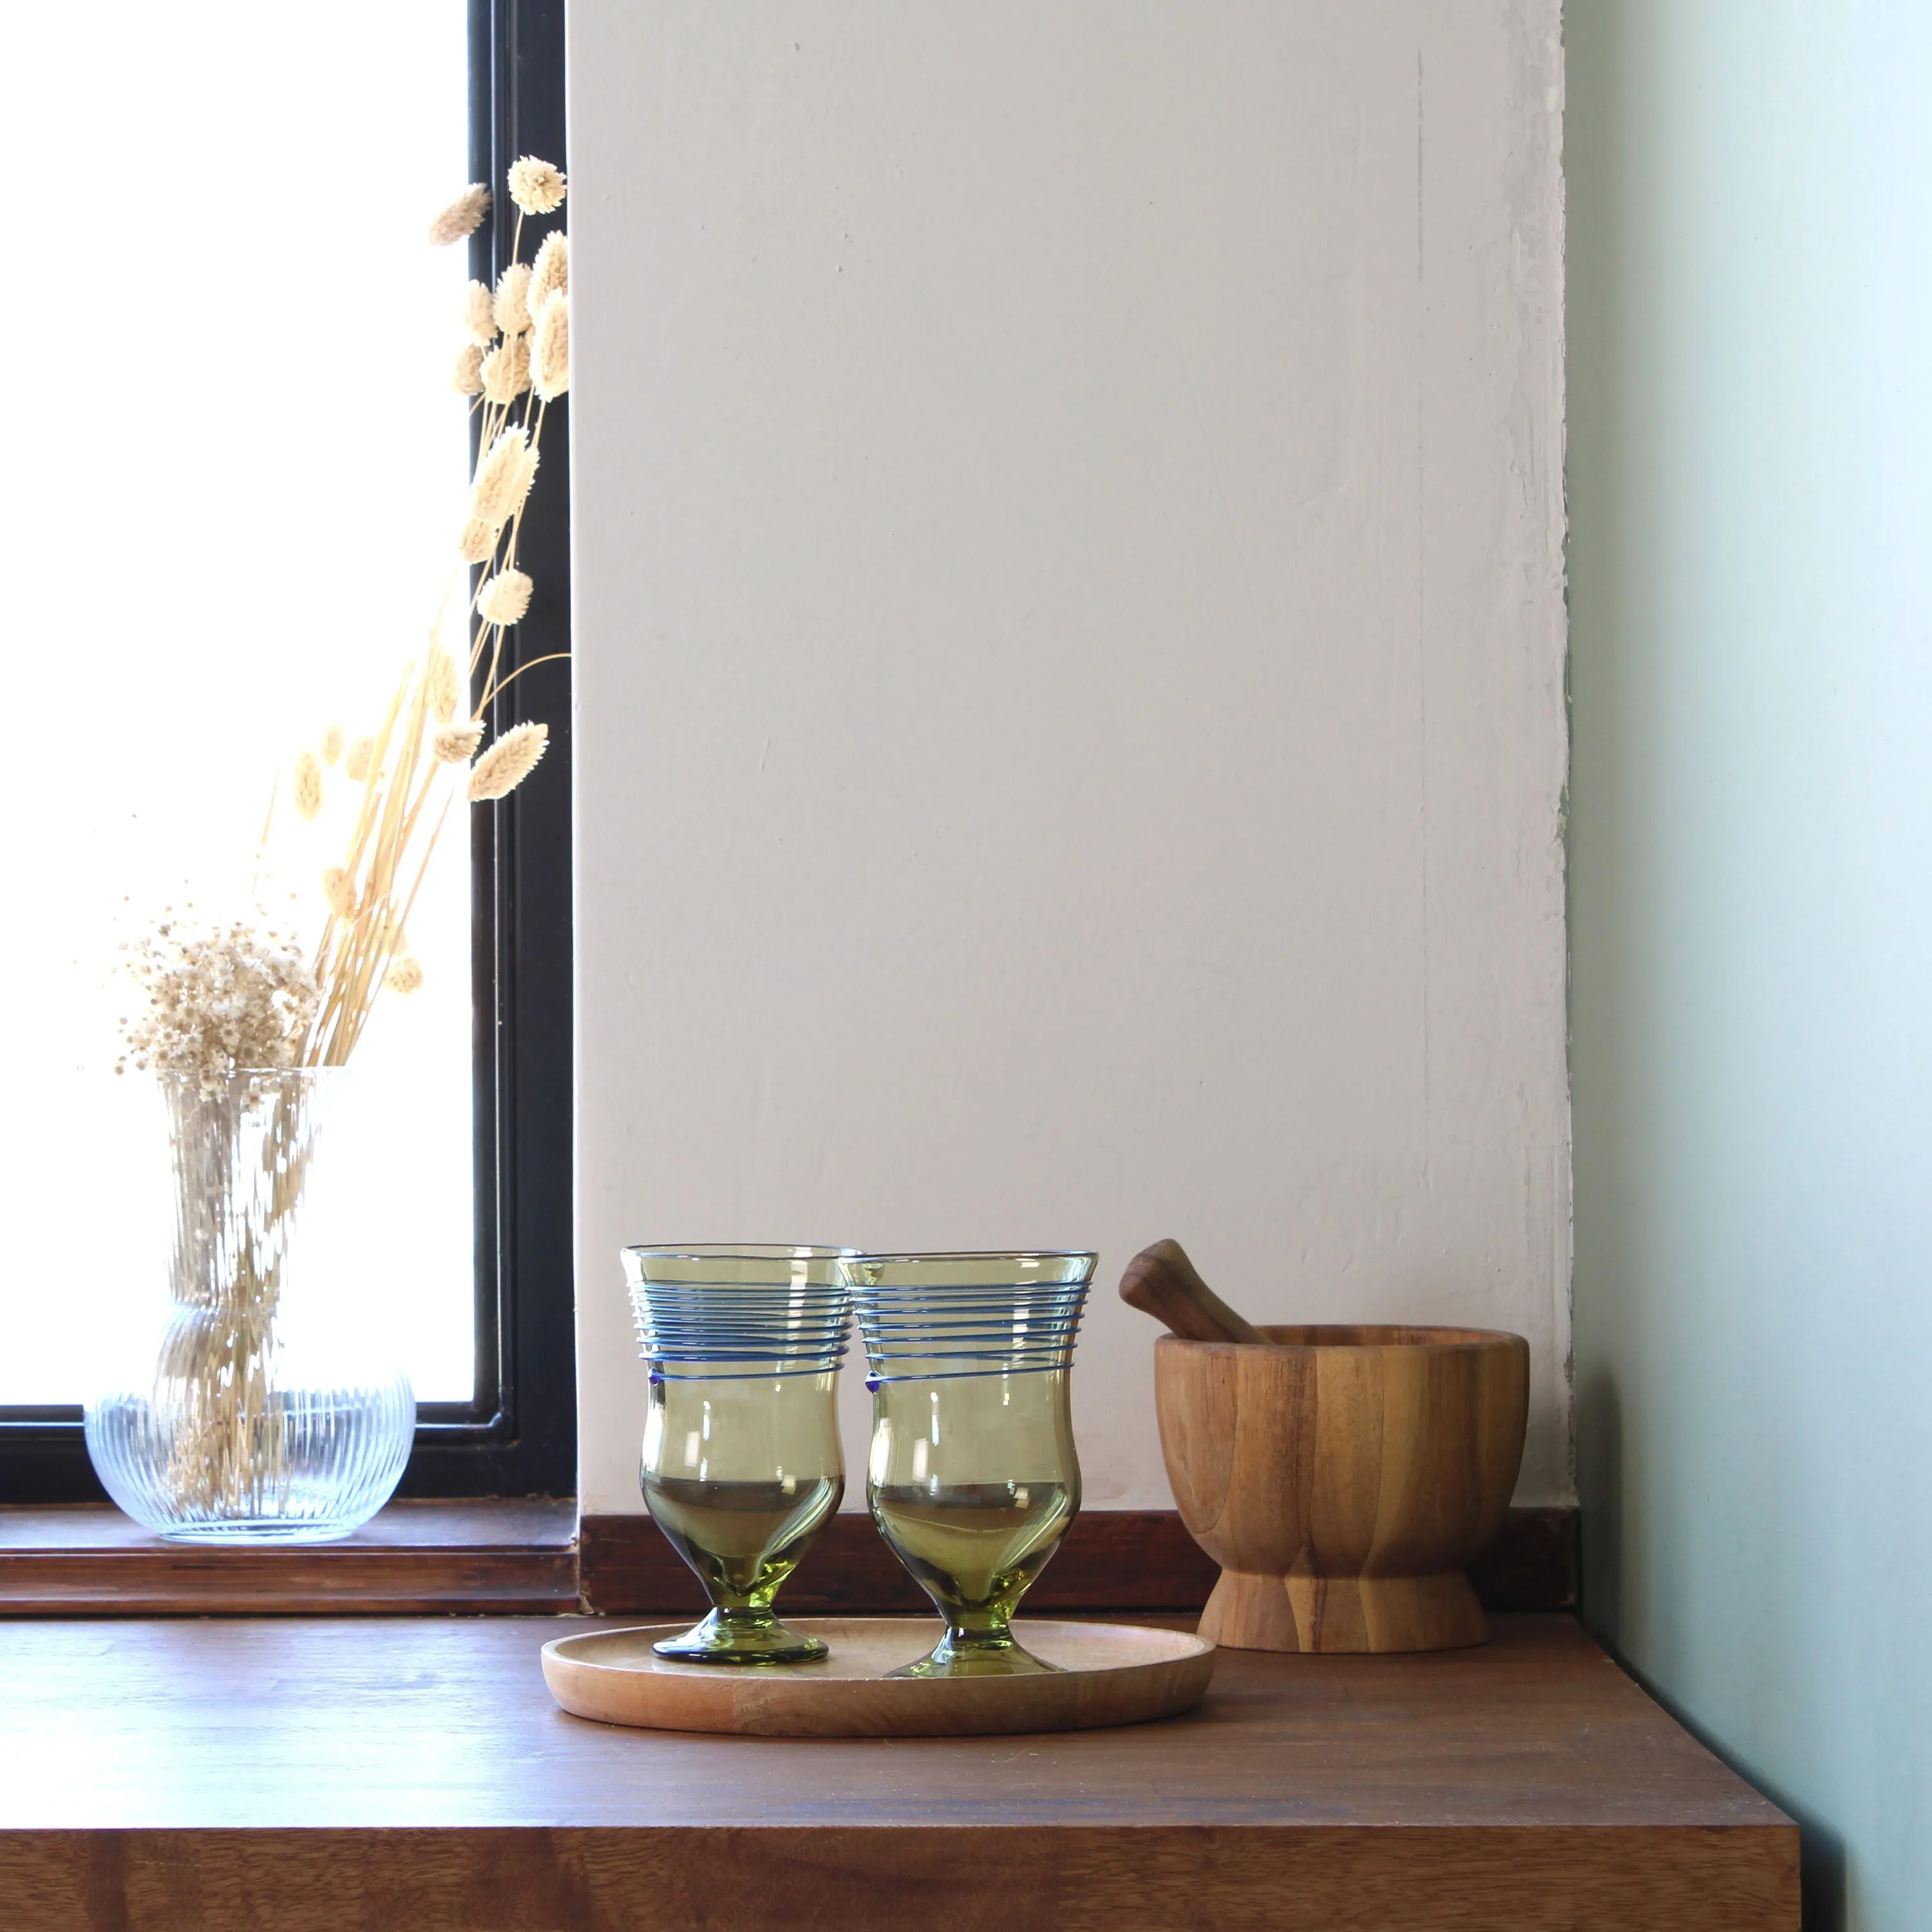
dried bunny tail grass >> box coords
[385,957,426,995]
[321,722,344,766]
[507,156,567,216]
[468,721,549,800]
[533,290,569,400]
[427,646,461,722]
[511,437,540,517]
[428,184,489,247]
[494,261,533,336]
[454,343,485,395]
[321,866,357,920]
[471,435,540,531]
[344,736,375,783]
[469,427,535,527]
[292,752,324,822]
[477,567,533,626]
[460,279,497,346]
[530,231,568,309]
[457,517,499,565]
[480,334,530,403]
[433,721,485,762]
[427,645,460,723]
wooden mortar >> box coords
[1154,1323,1529,1653]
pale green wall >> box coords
[1568,5,1932,1927]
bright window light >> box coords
[0,3,476,1404]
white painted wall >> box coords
[568,2,1569,1517]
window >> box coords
[0,0,573,1501]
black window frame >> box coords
[0,0,574,1505]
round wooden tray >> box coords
[540,1618,1216,1738]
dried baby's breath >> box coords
[433,721,484,762]
[468,721,548,801]
[117,918,320,1095]
[385,957,425,995]
[477,567,533,627]
[480,335,530,403]
[321,866,357,920]
[532,290,569,401]
[460,279,496,347]
[428,184,489,247]
[454,343,485,395]
[530,231,568,310]
[507,156,566,217]
[494,262,533,336]
[321,723,344,766]
[292,752,323,822]
[344,736,375,783]
[457,517,498,565]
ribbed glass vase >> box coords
[84,1069,415,1543]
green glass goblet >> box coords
[848,1251,1094,1678]
[640,1367,844,1664]
[625,1244,853,1666]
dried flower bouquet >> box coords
[106,160,571,1527]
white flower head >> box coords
[459,279,496,347]
[494,261,533,336]
[507,156,567,216]
[530,231,568,310]
[468,721,549,801]
[433,721,485,763]
[480,335,530,403]
[477,567,533,627]
[292,752,323,822]
[533,290,569,401]
[469,427,536,528]
[428,184,489,247]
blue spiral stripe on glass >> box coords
[622,1243,854,1381]
[846,1251,1094,1383]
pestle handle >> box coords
[1118,1239,1269,1345]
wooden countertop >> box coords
[0,1613,1797,1930]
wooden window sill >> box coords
[577,1503,1579,1615]
[0,1502,1575,1621]
[0,1499,578,1615]
[0,1612,1796,1929]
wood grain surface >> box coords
[1157,1326,1530,1652]
[0,1499,577,1615]
[0,1615,1796,1930]
[541,1617,1216,1736]
[1116,1237,1268,1343]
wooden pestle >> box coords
[1118,1239,1269,1345]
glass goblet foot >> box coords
[652,1606,828,1666]
[887,1617,1064,1679]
